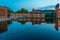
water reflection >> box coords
[17,21,59,31]
[0,21,60,40]
[0,21,7,33]
[0,20,12,33]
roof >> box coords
[40,10,55,14]
[0,6,7,9]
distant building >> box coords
[10,9,45,22]
[40,10,55,14]
[32,8,40,13]
[10,8,45,18]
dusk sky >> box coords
[0,0,60,12]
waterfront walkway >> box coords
[0,16,58,21]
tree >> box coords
[3,6,14,17]
[50,13,54,18]
[16,8,28,13]
[3,6,14,13]
[50,13,55,22]
[45,14,50,23]
[45,12,55,23]
[7,8,14,13]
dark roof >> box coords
[40,10,55,14]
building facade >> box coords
[0,6,8,33]
[10,9,45,22]
[55,4,60,27]
[0,6,7,18]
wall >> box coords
[10,13,45,22]
[0,7,7,18]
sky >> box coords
[0,0,60,12]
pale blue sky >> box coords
[0,0,60,11]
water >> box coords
[0,21,60,40]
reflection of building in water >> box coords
[0,6,7,33]
[0,21,7,33]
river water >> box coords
[0,21,60,40]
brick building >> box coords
[55,3,60,27]
[10,9,45,22]
[0,6,7,33]
[0,6,7,18]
